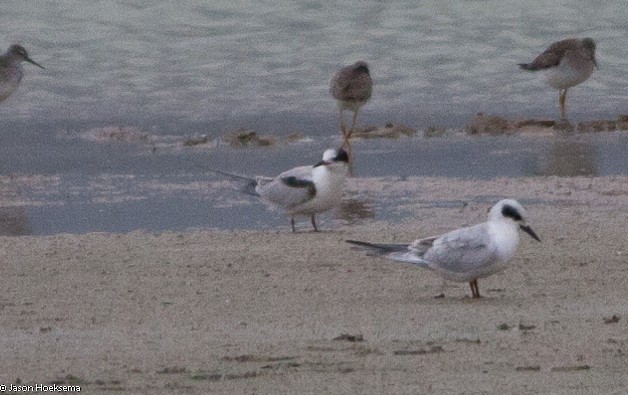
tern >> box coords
[347,199,540,298]
[212,148,349,232]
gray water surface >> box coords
[1,1,626,131]
[2,127,627,236]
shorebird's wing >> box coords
[330,67,373,102]
[519,38,579,71]
[256,166,316,208]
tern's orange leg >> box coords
[339,108,347,138]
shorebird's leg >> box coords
[291,217,296,233]
[347,108,360,140]
[310,215,318,232]
[345,140,354,176]
[342,109,359,176]
[559,89,568,120]
[339,108,347,138]
[341,132,350,149]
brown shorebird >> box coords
[347,199,540,299]
[0,44,45,103]
[330,61,372,146]
[519,38,597,121]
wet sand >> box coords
[1,175,627,394]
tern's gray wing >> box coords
[256,165,316,208]
[519,38,579,71]
[422,223,497,274]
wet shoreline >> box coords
[1,118,627,236]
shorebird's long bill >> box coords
[520,224,541,242]
[26,57,45,69]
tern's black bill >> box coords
[520,224,540,242]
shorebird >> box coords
[0,44,45,103]
[211,148,349,232]
[519,38,597,121]
[330,61,373,146]
[347,199,540,298]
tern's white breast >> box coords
[488,220,520,263]
[296,165,342,214]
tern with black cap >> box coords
[211,148,349,232]
[347,199,540,298]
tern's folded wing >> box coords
[423,224,497,274]
[256,166,316,208]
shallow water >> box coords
[1,129,627,236]
[1,1,626,133]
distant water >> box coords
[1,1,626,135]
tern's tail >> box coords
[346,239,431,268]
[345,240,409,254]
[209,168,260,197]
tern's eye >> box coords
[501,205,522,222]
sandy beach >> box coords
[2,1,627,392]
[1,173,627,394]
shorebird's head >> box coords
[9,44,45,69]
[490,199,540,242]
[582,38,598,68]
